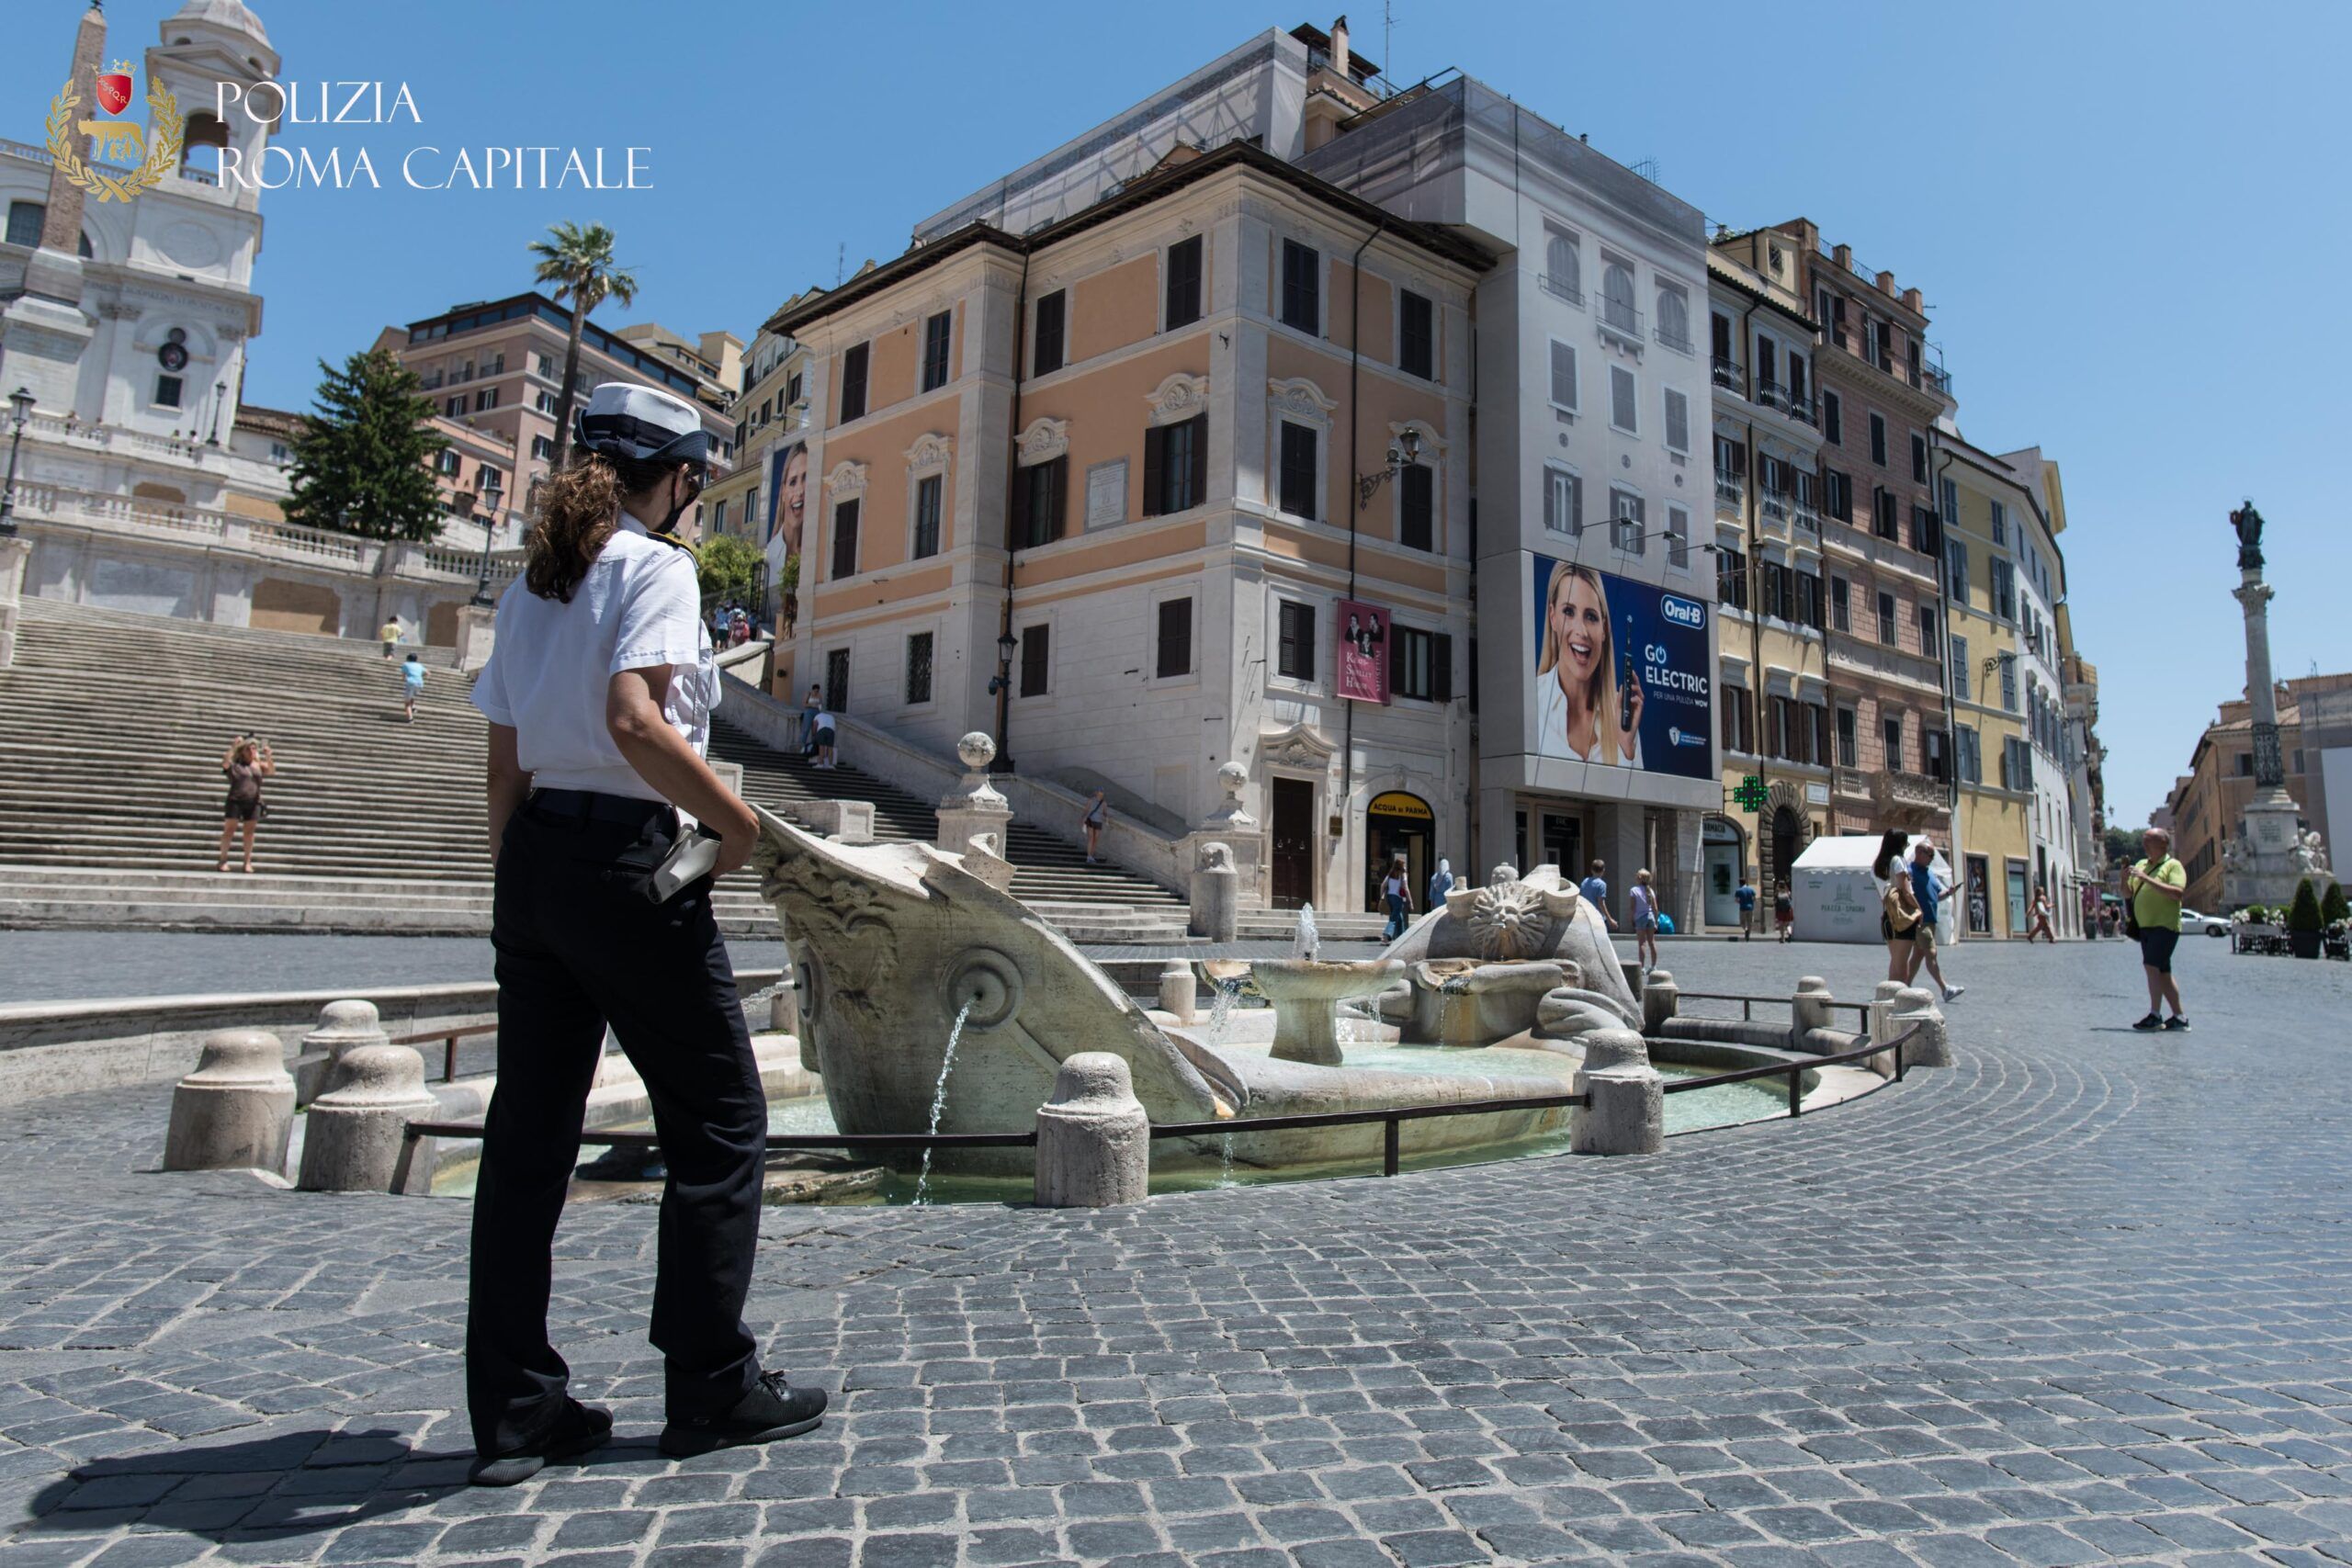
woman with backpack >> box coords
[1871,829,1927,985]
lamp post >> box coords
[1354,424,1423,510]
[470,473,505,606]
[988,628,1018,772]
[0,387,32,538]
[207,379,227,446]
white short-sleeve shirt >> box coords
[471,510,718,802]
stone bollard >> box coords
[1034,1053,1150,1209]
[1188,841,1240,942]
[1792,976,1834,1045]
[298,1043,442,1194]
[164,1031,297,1174]
[1867,980,1905,1055]
[1890,987,1952,1070]
[1570,1030,1663,1156]
[1619,960,1645,999]
[293,998,389,1108]
[1157,959,1197,1024]
[1640,968,1679,1036]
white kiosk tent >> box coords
[1788,835,1954,945]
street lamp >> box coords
[207,378,227,446]
[989,628,1018,772]
[1354,424,1424,510]
[470,472,505,606]
[0,387,33,538]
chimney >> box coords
[1874,270,1896,298]
[1329,15,1350,78]
[1832,243,1852,270]
[1901,287,1923,313]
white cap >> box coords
[575,382,708,464]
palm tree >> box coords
[527,220,639,475]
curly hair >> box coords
[523,449,681,603]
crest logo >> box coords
[95,60,134,116]
[45,59,183,204]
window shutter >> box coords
[1550,340,1576,407]
[1010,461,1031,545]
[1141,425,1165,517]
[1187,413,1208,509]
[1432,634,1453,704]
[1047,457,1067,542]
[1387,623,1405,694]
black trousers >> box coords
[466,794,764,1456]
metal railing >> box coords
[1714,471,1744,510]
[1658,1023,1916,1118]
[1598,297,1643,339]
[393,1023,497,1083]
[1538,275,1584,307]
[405,1122,1039,1158]
[1655,322,1694,354]
[1711,356,1744,391]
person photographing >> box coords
[464,384,824,1487]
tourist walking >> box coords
[1081,790,1109,863]
[1907,840,1965,1001]
[1736,875,1757,940]
[1580,859,1613,930]
[1381,856,1413,941]
[810,703,838,770]
[1871,832,1927,985]
[2028,886,2057,943]
[1427,856,1454,910]
[2125,827,2189,1032]
[216,735,273,874]
[379,617,402,660]
[401,652,426,723]
[464,384,824,1488]
[1630,868,1660,972]
[1773,881,1794,942]
[798,684,823,759]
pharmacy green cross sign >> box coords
[1732,774,1770,813]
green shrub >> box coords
[2324,882,2349,924]
[2243,904,2270,924]
[2287,878,2324,933]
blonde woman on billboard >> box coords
[1535,560,1643,766]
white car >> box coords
[2178,908,2231,937]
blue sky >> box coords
[9,0,2346,829]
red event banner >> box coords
[1336,599,1389,703]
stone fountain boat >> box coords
[753,814,1596,1178]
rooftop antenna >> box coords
[1383,0,1396,80]
[835,243,844,286]
[1630,156,1661,184]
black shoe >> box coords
[2131,1012,2162,1032]
[660,1371,827,1458]
[469,1398,612,1487]
[2163,1015,2190,1032]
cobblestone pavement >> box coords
[6,938,2352,1566]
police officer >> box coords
[464,383,825,1486]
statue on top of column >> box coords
[2231,500,2266,572]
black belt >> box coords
[526,788,673,827]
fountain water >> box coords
[910,1000,973,1206]
[1294,903,1319,959]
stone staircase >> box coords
[0,602,1190,941]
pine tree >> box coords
[283,348,448,541]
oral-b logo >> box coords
[1660,594,1705,628]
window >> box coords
[1871,486,1897,542]
[1666,504,1690,569]
[1280,241,1320,333]
[1399,290,1434,378]
[531,435,554,460]
[1811,703,1833,766]
[839,342,869,422]
[1717,546,1747,609]
[1543,224,1581,300]
[1925,728,1949,783]
[1991,558,2017,621]
[1032,289,1066,377]
[1722,686,1754,753]
[1838,706,1859,768]
[1543,466,1582,536]
[1656,283,1690,351]
[1711,311,1733,374]
[1014,456,1068,548]
[155,375,184,409]
[1871,320,1893,370]
[476,463,499,490]
[1958,724,1982,785]
[535,353,556,378]
[1990,501,2007,547]
[1610,489,1645,555]
[1946,538,1970,604]
[1788,351,1807,406]
[1917,604,1939,664]
[1398,463,1434,551]
[1548,340,1578,412]
[830,497,860,580]
[824,648,850,715]
[1278,422,1317,520]
[1388,625,1452,702]
[1664,388,1690,454]
[7,199,46,246]
[1019,625,1050,696]
[1939,475,1959,525]
[1600,257,1636,333]
[786,371,803,406]
[1794,569,1819,627]
[444,395,465,418]
[474,388,499,412]
[921,310,952,392]
[905,632,933,705]
[1156,597,1193,679]
[1609,366,1636,433]
[1165,236,1204,329]
[1277,600,1317,682]
[536,390,558,415]
[911,473,942,559]
[1883,715,1905,773]
[434,449,460,476]
[1911,505,1940,557]
[1144,413,1207,515]
[1910,432,1928,483]
[2235,750,2254,778]
[1876,590,1896,648]
[1869,412,1887,467]
[1755,333,1778,399]
[1999,653,2018,712]
[1823,390,1842,445]
[1830,575,1850,632]
[1824,468,1852,523]
[710,498,728,535]
[1951,633,1969,694]
[1761,560,1789,620]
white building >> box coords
[1999,443,2081,932]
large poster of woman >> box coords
[1531,554,1713,780]
[764,440,808,633]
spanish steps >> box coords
[0,602,1192,941]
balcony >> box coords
[1922,359,1954,399]
[1760,490,1789,525]
[1655,321,1693,355]
[1827,632,1948,698]
[1711,356,1743,393]
[1792,504,1821,534]
[1597,296,1643,348]
[1713,468,1744,512]
[1885,769,1950,813]
[1539,274,1584,307]
[1756,381,1818,425]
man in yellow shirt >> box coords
[380,618,403,660]
[2126,826,2188,1032]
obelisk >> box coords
[2224,502,2303,907]
[0,2,106,414]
